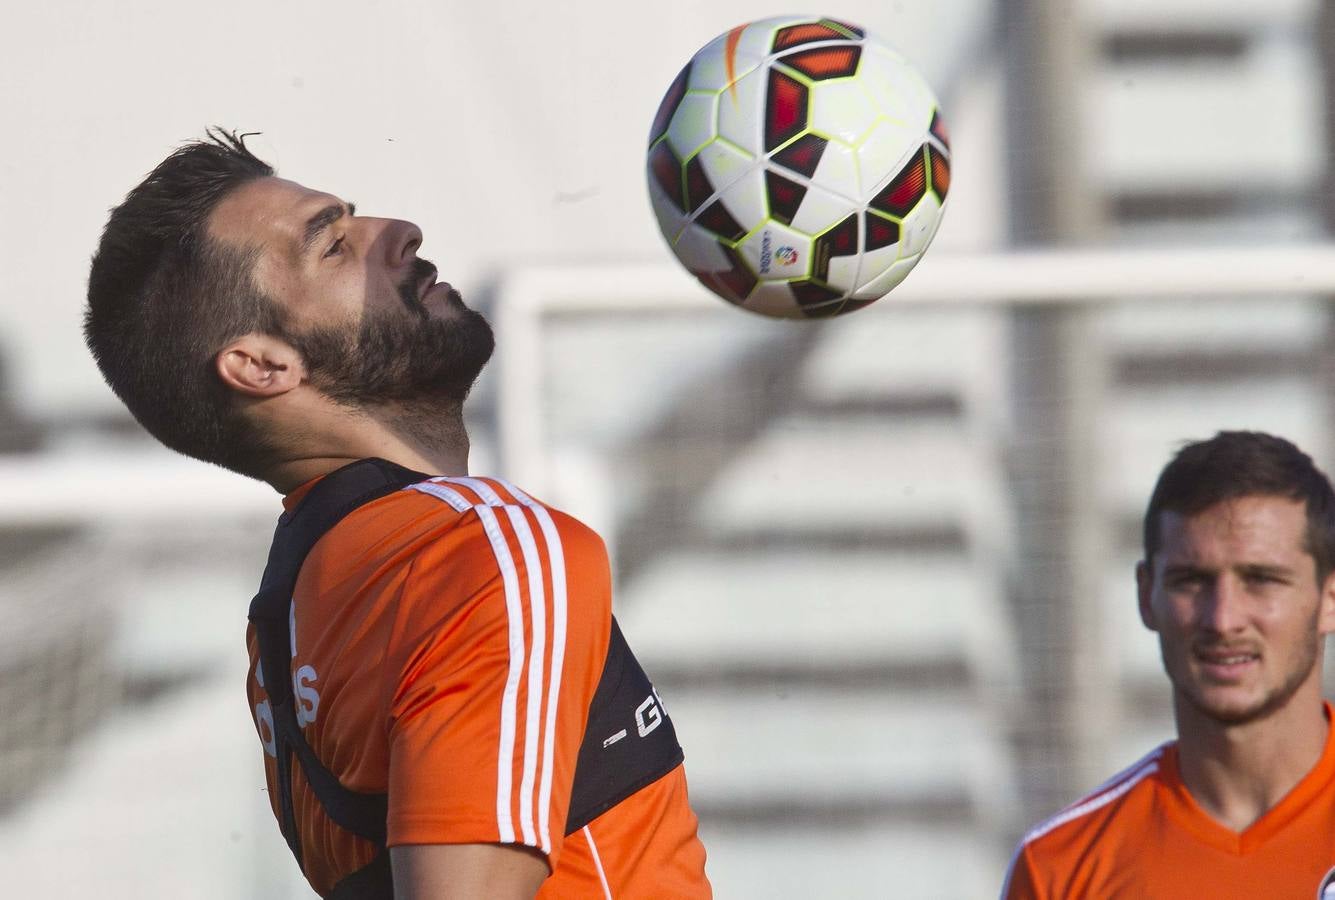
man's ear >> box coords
[1317,567,1335,637]
[1136,559,1158,632]
[216,333,305,398]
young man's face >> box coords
[1138,494,1335,728]
[207,176,493,407]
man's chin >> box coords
[1184,691,1269,726]
[295,300,494,409]
[1178,675,1297,727]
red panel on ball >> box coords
[649,63,692,146]
[693,242,756,303]
[864,212,900,251]
[772,22,846,51]
[780,46,861,80]
[649,142,686,213]
[695,199,747,242]
[790,280,844,314]
[870,147,928,217]
[765,170,807,226]
[823,214,859,254]
[765,70,809,152]
[684,155,715,213]
[928,147,951,201]
[930,108,951,151]
[771,133,827,178]
[812,213,859,280]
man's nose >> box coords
[364,218,423,267]
[1199,576,1248,634]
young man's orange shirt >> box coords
[245,475,710,898]
[1003,703,1335,899]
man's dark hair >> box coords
[1143,430,1335,581]
[84,129,284,477]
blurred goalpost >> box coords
[0,243,1329,523]
[493,242,1335,495]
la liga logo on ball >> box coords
[757,230,801,273]
[647,15,949,319]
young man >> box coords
[1003,431,1335,899]
[84,131,710,900]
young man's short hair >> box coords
[1142,430,1335,582]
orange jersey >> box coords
[245,474,710,898]
[1003,703,1335,899]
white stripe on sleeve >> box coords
[501,501,545,848]
[410,476,570,854]
[471,503,526,845]
[498,478,568,854]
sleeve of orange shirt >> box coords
[380,499,611,872]
[1000,842,1044,900]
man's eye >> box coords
[323,237,345,258]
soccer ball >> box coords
[646,16,950,319]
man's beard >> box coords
[286,258,495,410]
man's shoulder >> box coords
[1019,742,1172,856]
[1002,743,1173,898]
[313,473,606,574]
[310,475,474,559]
[313,474,582,538]
[398,475,606,554]
[403,475,591,524]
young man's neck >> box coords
[1173,684,1330,832]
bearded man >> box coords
[84,131,710,900]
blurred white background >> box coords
[2,0,1334,897]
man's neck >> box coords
[263,401,472,494]
[1173,687,1329,832]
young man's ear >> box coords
[216,333,305,398]
[1136,559,1158,632]
[1317,567,1335,637]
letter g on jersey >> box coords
[635,693,663,738]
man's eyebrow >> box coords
[1161,562,1209,577]
[299,201,357,253]
[1237,563,1293,578]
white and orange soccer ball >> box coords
[646,15,950,319]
